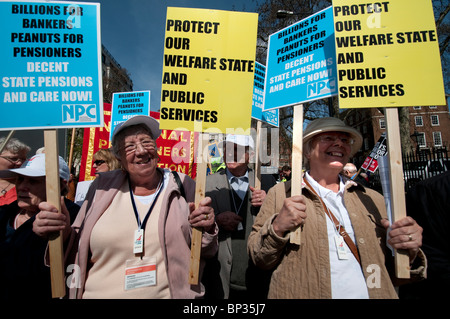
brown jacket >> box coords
[247,178,426,299]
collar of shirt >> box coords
[305,171,346,224]
[226,169,249,199]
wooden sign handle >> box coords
[44,130,66,298]
[254,120,262,190]
[189,132,208,285]
[384,108,410,279]
[289,104,304,245]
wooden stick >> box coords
[67,128,76,172]
[0,130,15,153]
[189,132,208,285]
[44,130,66,297]
[254,121,262,190]
[289,103,304,245]
[384,108,410,279]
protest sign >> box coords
[331,0,446,278]
[110,90,150,141]
[264,6,337,111]
[252,62,279,127]
[361,132,387,173]
[0,1,102,297]
[264,8,337,245]
[161,7,258,284]
[0,1,103,130]
[160,7,258,134]
[333,0,445,108]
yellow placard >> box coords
[160,7,258,133]
[333,0,445,108]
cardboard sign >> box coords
[264,6,337,110]
[110,90,150,141]
[333,0,445,108]
[0,1,103,130]
[251,62,279,127]
[160,7,258,133]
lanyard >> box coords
[128,172,164,232]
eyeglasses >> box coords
[93,160,106,166]
[121,140,156,155]
[318,135,355,146]
[0,155,26,164]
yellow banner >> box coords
[333,0,445,108]
[160,7,258,133]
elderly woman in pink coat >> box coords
[33,115,218,299]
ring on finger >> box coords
[408,234,413,241]
[204,214,209,220]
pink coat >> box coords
[65,169,218,299]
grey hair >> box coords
[0,137,31,155]
[303,138,314,170]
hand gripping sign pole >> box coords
[189,131,209,285]
[289,103,304,245]
[44,130,66,297]
[384,108,410,278]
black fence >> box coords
[368,147,449,193]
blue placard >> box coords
[264,6,337,111]
[0,1,102,130]
[252,62,279,127]
[110,90,151,141]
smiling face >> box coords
[306,132,353,174]
[117,125,159,182]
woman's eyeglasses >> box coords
[0,155,26,164]
[318,135,355,145]
[93,160,106,166]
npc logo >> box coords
[307,79,336,98]
[62,104,97,123]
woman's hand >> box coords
[272,195,307,237]
[188,196,215,233]
[381,216,423,262]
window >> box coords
[379,118,386,129]
[433,132,442,147]
[418,132,426,148]
[413,106,421,110]
[429,106,437,109]
[415,116,423,127]
[431,115,439,126]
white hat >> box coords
[0,153,70,180]
[111,115,161,145]
[224,134,254,149]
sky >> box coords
[80,0,259,111]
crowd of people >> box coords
[0,115,447,300]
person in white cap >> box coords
[202,133,277,299]
[248,117,426,299]
[33,115,218,299]
[0,153,80,300]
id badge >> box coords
[334,235,348,260]
[133,229,144,254]
[125,257,156,290]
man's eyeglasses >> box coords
[93,160,106,166]
[0,155,26,164]
[318,135,355,145]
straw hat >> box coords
[303,117,363,156]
